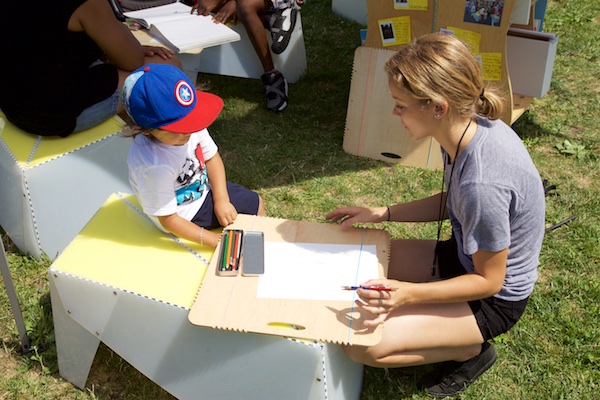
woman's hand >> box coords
[212,0,236,24]
[353,279,406,327]
[214,199,238,227]
[326,206,388,227]
[192,0,221,16]
[142,45,175,60]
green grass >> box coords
[2,0,599,398]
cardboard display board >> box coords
[342,0,542,168]
[343,46,444,169]
[362,0,517,124]
[189,214,391,346]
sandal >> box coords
[268,8,298,54]
[261,70,288,112]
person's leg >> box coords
[236,0,275,72]
[345,239,484,367]
[74,87,120,133]
[237,0,289,112]
[267,1,299,55]
[344,302,484,367]
[387,239,440,282]
[344,237,498,397]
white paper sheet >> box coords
[256,242,380,301]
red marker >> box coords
[341,286,396,292]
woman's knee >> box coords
[235,0,268,21]
[343,344,381,366]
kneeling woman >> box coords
[326,33,545,398]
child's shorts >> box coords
[191,182,260,230]
[434,236,529,341]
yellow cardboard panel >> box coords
[0,112,124,168]
[51,193,214,309]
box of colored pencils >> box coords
[216,229,243,276]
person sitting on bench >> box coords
[193,0,304,112]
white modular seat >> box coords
[49,193,364,399]
[181,13,307,84]
[0,114,132,259]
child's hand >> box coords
[214,200,238,227]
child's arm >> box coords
[205,152,238,227]
[158,213,221,249]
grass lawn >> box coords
[1,0,599,399]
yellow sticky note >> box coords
[447,26,482,53]
[394,0,428,11]
[477,53,503,81]
[378,16,411,47]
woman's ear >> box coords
[433,101,449,119]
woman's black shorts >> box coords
[435,236,529,341]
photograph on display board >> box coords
[380,22,396,42]
[464,0,504,26]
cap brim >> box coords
[160,91,224,134]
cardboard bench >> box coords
[49,192,364,399]
[184,13,307,84]
[0,113,132,259]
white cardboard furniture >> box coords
[49,193,364,400]
[0,113,132,259]
[189,13,307,83]
[332,0,368,26]
[507,28,558,98]
[133,14,307,83]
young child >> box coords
[192,0,305,112]
[123,63,266,248]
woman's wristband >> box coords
[386,206,391,222]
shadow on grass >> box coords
[187,1,386,192]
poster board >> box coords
[188,214,391,346]
[363,0,517,124]
[343,46,444,169]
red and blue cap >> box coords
[122,64,224,134]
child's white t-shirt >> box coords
[127,129,218,231]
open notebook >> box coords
[124,2,240,53]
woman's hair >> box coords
[385,33,506,121]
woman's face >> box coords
[388,76,436,141]
[147,129,192,146]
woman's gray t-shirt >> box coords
[443,117,546,301]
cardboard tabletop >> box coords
[188,214,391,346]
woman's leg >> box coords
[345,302,483,367]
[344,238,484,367]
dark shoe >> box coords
[261,70,288,112]
[268,8,298,54]
[421,342,497,398]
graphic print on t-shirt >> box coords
[175,143,207,205]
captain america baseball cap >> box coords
[122,63,224,133]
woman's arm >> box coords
[68,0,145,71]
[389,192,447,222]
[326,192,447,227]
[356,248,508,327]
